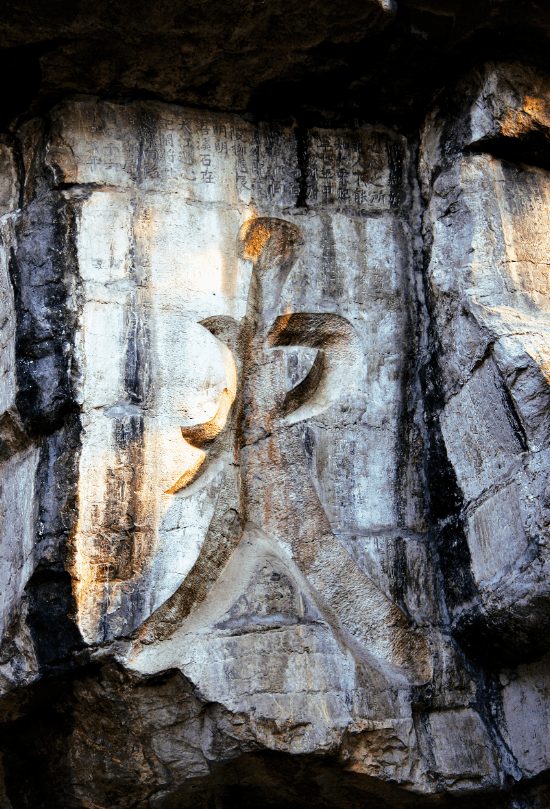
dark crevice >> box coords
[9,186,81,438]
[0,38,72,129]
[416,159,480,640]
[466,134,550,173]
[495,365,529,454]
[25,570,84,673]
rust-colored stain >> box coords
[238,217,278,261]
[501,94,550,138]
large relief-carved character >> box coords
[133,217,430,681]
[61,103,431,682]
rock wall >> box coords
[1,64,550,808]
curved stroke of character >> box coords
[137,217,429,679]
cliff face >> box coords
[2,5,550,807]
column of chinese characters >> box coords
[199,123,214,184]
[352,145,368,205]
[83,107,104,135]
[231,125,250,192]
[318,133,334,205]
[85,143,101,173]
[103,141,124,174]
[264,129,283,201]
[157,129,176,181]
[178,120,197,183]
[335,135,351,203]
[251,130,266,200]
[213,124,229,158]
[386,141,403,208]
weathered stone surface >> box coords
[420,62,550,669]
[5,0,550,133]
[2,45,550,809]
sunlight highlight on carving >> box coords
[164,443,207,495]
[166,340,237,493]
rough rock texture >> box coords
[4,1,550,130]
[2,4,550,808]
[420,64,550,666]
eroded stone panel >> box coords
[0,446,39,645]
[502,654,550,777]
[29,98,432,682]
[0,96,452,792]
[7,82,546,804]
[421,64,550,640]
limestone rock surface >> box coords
[1,55,550,809]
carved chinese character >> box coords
[136,217,429,682]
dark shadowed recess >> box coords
[0,664,549,809]
[0,40,62,129]
[466,135,550,173]
[1,1,550,132]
